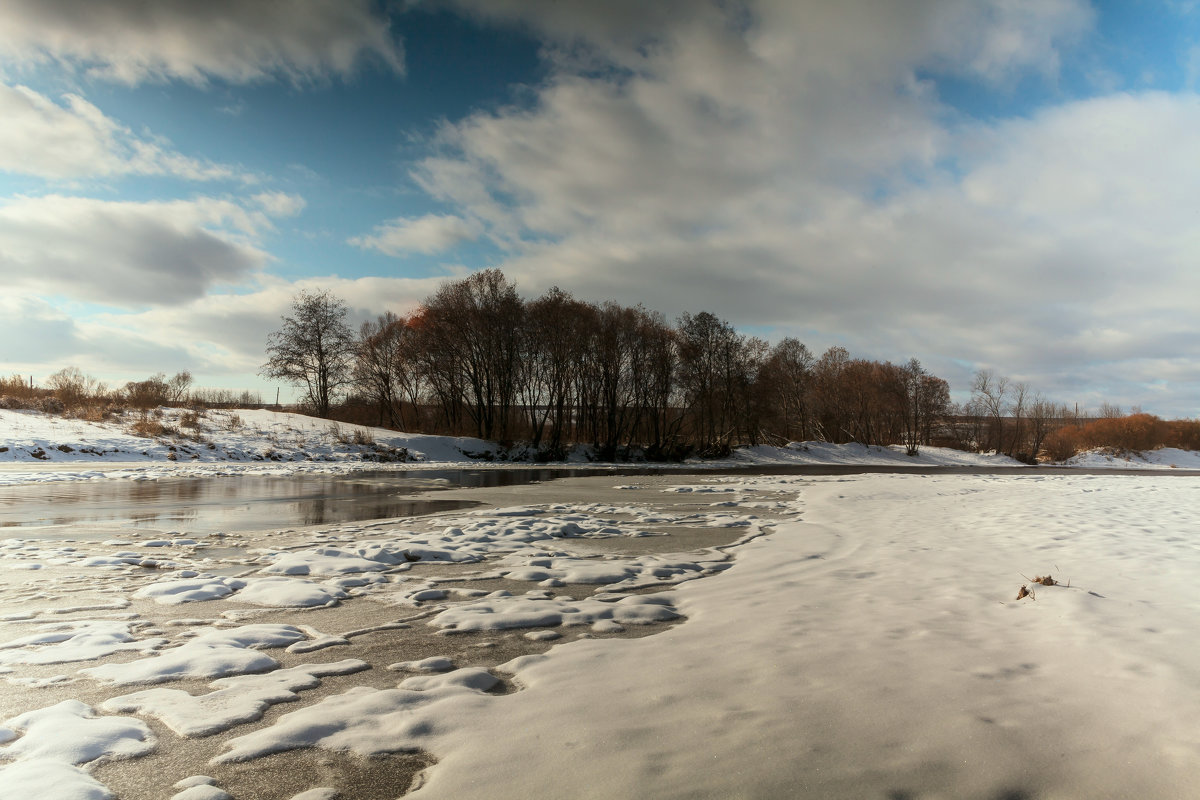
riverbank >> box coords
[4,470,1200,798]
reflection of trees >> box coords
[127,479,204,504]
[295,497,478,526]
[4,469,614,533]
[131,509,198,528]
[298,498,330,526]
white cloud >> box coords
[396,1,1200,415]
[0,295,194,378]
[0,270,447,384]
[413,0,1092,252]
[350,213,481,256]
[0,83,240,180]
[80,274,445,377]
[0,0,402,85]
[0,195,274,306]
[253,191,307,218]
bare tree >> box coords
[261,289,356,418]
[971,369,1009,453]
[810,346,851,442]
[759,338,814,443]
[1026,393,1056,462]
[1008,381,1030,460]
[417,270,523,440]
[167,371,193,405]
[522,287,589,455]
[900,359,949,456]
[124,373,170,409]
[355,312,416,429]
[46,366,98,408]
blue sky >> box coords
[3,0,1200,416]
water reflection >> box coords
[0,462,1070,536]
[0,471,495,533]
[0,467,670,534]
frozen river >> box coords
[3,465,1200,799]
[0,467,697,535]
[0,462,1081,536]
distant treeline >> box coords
[263,269,950,459]
[9,270,1198,463]
[0,370,262,419]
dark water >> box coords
[0,463,1189,535]
[0,467,674,533]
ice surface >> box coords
[6,451,1200,799]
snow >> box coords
[134,577,245,604]
[1,699,155,764]
[102,660,370,737]
[145,471,1199,799]
[213,673,503,764]
[0,700,155,800]
[729,439,1027,467]
[429,591,681,632]
[0,621,167,665]
[8,405,1198,494]
[80,625,309,685]
[1064,445,1200,469]
[233,577,346,608]
[388,656,456,673]
[4,442,1200,797]
[0,407,495,485]
[171,786,232,800]
[0,759,114,799]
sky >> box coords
[2,0,1200,417]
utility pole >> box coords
[275,387,280,407]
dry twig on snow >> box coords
[1016,565,1074,600]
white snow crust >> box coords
[0,407,1041,486]
[3,461,1200,798]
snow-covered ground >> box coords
[3,407,1199,484]
[2,471,1200,798]
[0,407,1034,487]
[0,407,493,464]
[8,405,1200,489]
[1062,445,1200,470]
[0,407,504,486]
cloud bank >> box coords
[0,0,402,84]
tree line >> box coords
[261,270,951,460]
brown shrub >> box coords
[1079,413,1167,452]
[1166,419,1200,451]
[0,374,36,401]
[39,397,65,414]
[1041,426,1080,462]
[130,418,166,438]
[180,410,205,431]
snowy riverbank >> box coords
[0,407,1035,487]
[3,471,1200,798]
